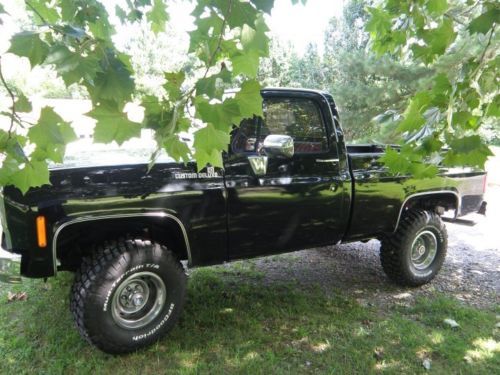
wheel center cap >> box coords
[132,293,145,307]
[418,245,426,256]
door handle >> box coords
[316,158,339,163]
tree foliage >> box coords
[0,0,274,193]
[367,0,498,177]
[259,0,433,143]
[0,0,498,194]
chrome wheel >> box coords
[111,272,166,329]
[410,230,438,270]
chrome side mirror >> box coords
[263,135,294,158]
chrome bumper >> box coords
[0,249,21,284]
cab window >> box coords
[260,97,328,154]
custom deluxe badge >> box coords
[173,166,221,179]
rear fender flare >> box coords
[393,191,460,232]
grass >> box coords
[0,261,498,374]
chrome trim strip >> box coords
[393,190,461,232]
[52,212,192,275]
[316,158,340,163]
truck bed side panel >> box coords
[344,152,485,241]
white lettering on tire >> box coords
[132,303,175,341]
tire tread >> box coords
[380,209,447,286]
[70,238,186,354]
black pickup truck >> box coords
[0,88,487,354]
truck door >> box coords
[224,90,350,259]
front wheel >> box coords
[70,239,187,354]
[380,210,447,286]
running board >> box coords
[442,217,477,226]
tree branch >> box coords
[183,0,233,101]
[24,0,49,25]
[0,56,17,137]
[473,24,496,80]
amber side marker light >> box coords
[36,215,47,248]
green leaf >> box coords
[0,130,26,163]
[443,136,493,167]
[27,0,60,23]
[231,50,260,77]
[452,111,479,130]
[148,0,169,34]
[468,9,500,34]
[163,135,190,162]
[420,135,443,153]
[365,7,391,38]
[399,114,425,133]
[8,31,49,67]
[90,54,134,105]
[234,80,263,118]
[193,147,223,171]
[478,68,497,94]
[195,74,220,99]
[219,0,258,29]
[249,0,275,14]
[398,92,431,132]
[163,71,185,101]
[411,44,434,64]
[28,107,77,163]
[14,93,32,113]
[142,95,168,130]
[0,157,18,186]
[195,97,242,131]
[380,147,410,174]
[45,44,101,86]
[87,102,141,145]
[60,0,78,21]
[193,123,230,169]
[486,95,499,117]
[89,22,113,40]
[241,14,269,56]
[192,11,224,39]
[422,19,456,57]
[115,5,128,22]
[410,162,438,179]
[464,88,480,110]
[430,73,452,108]
[426,0,447,16]
[10,160,50,194]
[0,131,26,162]
[433,73,452,95]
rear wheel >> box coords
[70,239,187,354]
[380,210,447,286]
